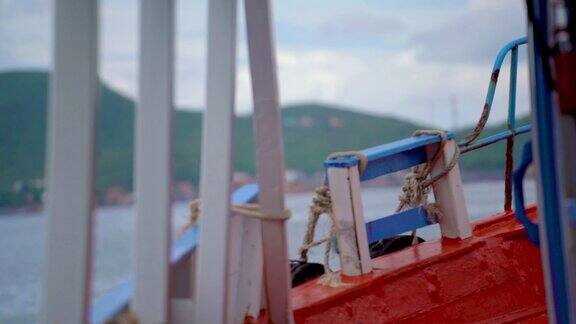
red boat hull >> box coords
[289,206,547,323]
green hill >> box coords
[0,70,531,207]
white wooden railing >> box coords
[42,0,292,323]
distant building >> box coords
[329,116,344,128]
[104,186,133,205]
[174,181,196,201]
[298,115,314,127]
[285,169,303,184]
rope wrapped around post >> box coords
[297,151,367,287]
[399,130,460,244]
[297,130,460,286]
[180,199,291,236]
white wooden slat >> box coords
[226,214,244,324]
[234,217,263,322]
[348,166,373,273]
[171,298,195,324]
[427,140,471,239]
[194,0,238,322]
[244,0,293,322]
[327,167,372,276]
[133,0,175,322]
[41,0,99,322]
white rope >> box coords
[297,132,460,285]
[180,199,290,235]
[398,130,460,244]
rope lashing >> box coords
[298,133,460,285]
[504,132,515,211]
[399,130,460,244]
[297,151,367,287]
[297,185,350,287]
[458,94,515,212]
[231,203,291,220]
[462,102,491,146]
[298,185,333,262]
[106,308,139,324]
[181,199,291,235]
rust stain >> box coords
[491,69,500,82]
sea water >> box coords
[0,180,536,323]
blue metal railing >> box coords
[460,36,530,211]
[460,124,531,153]
[90,184,259,323]
[326,37,533,244]
[460,36,529,150]
[325,133,450,243]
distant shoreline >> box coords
[0,177,518,217]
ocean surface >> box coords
[0,180,537,323]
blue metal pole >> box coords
[508,46,518,130]
[463,37,526,146]
[527,0,572,321]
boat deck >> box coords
[289,206,546,323]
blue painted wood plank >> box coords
[365,207,437,244]
[171,224,200,263]
[324,132,454,182]
[231,183,259,205]
[90,279,133,324]
[90,184,259,323]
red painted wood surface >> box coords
[282,206,547,323]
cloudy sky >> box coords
[1,0,529,129]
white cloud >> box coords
[0,0,532,129]
[0,0,52,69]
[272,45,530,129]
[411,0,526,64]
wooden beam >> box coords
[427,140,471,239]
[194,0,238,322]
[244,0,293,322]
[327,167,372,276]
[42,0,98,322]
[234,216,263,322]
[132,1,175,322]
[348,166,373,273]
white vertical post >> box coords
[194,0,237,322]
[226,214,244,324]
[234,217,263,322]
[41,0,98,323]
[244,0,293,322]
[427,140,472,239]
[327,166,372,276]
[133,0,175,323]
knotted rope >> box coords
[297,151,368,287]
[180,199,290,236]
[460,89,515,212]
[297,130,460,286]
[106,308,138,324]
[399,130,460,244]
[462,102,491,146]
[297,185,343,286]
